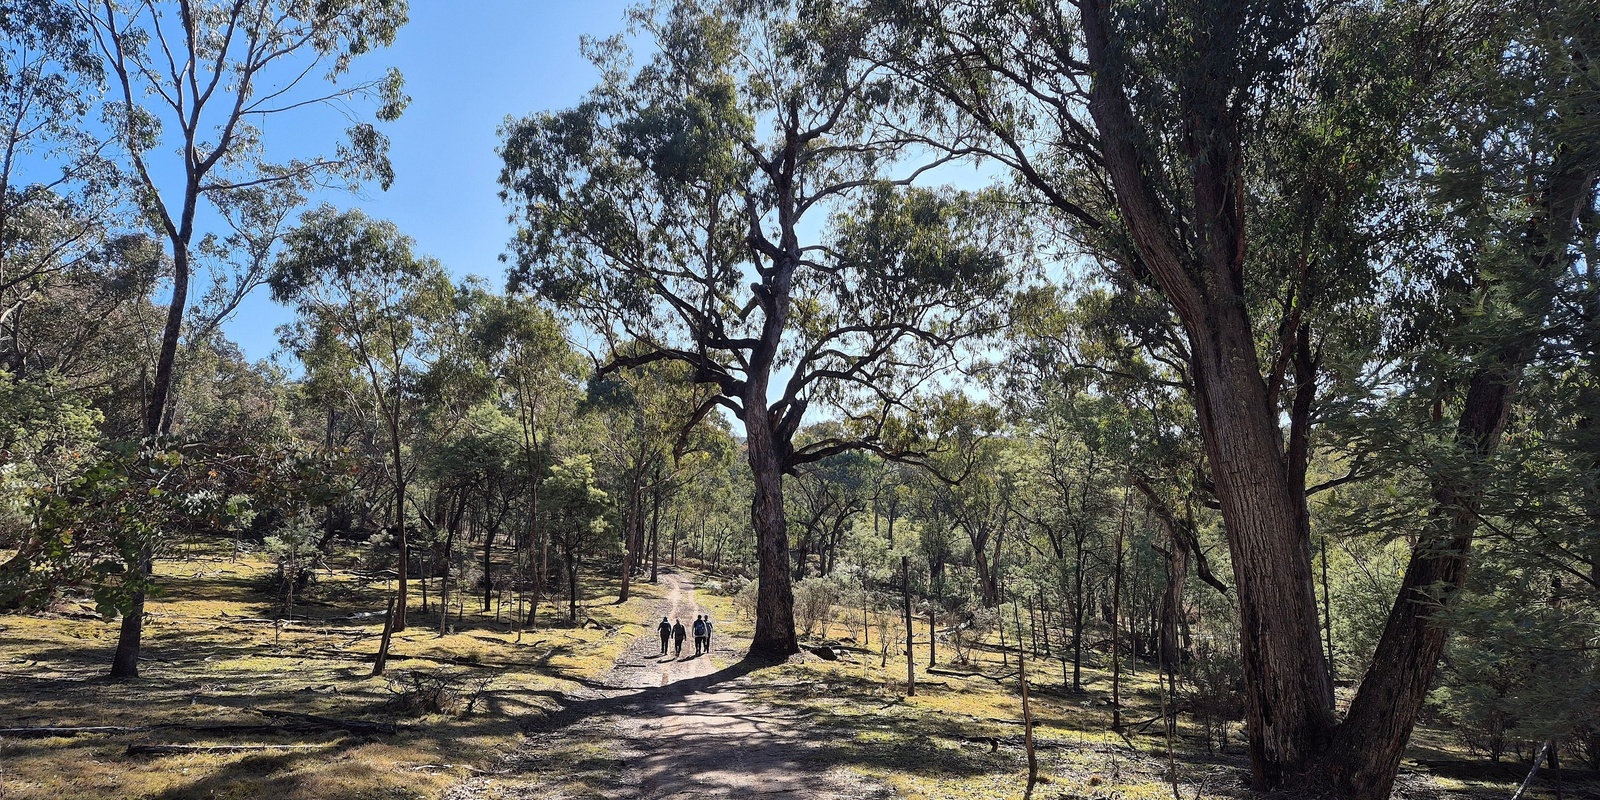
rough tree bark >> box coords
[1318,144,1599,800]
[1077,0,1337,782]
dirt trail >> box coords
[467,574,886,799]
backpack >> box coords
[693,619,706,636]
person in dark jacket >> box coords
[692,616,707,655]
[656,617,671,655]
[671,619,687,657]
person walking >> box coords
[656,617,671,656]
[692,615,707,655]
[703,615,713,652]
[671,619,687,657]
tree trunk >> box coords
[1076,0,1336,782]
[391,417,409,632]
[620,470,640,602]
[109,552,151,679]
[1072,540,1086,692]
[483,522,495,612]
[746,408,798,657]
[110,234,193,678]
[567,550,579,624]
[649,470,662,582]
[1111,495,1125,731]
[903,555,915,697]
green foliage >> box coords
[7,441,252,615]
[0,370,102,539]
[542,455,612,560]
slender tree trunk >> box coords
[1072,540,1086,692]
[649,472,662,582]
[1321,531,1335,682]
[110,237,194,679]
[483,521,495,612]
[373,597,396,676]
[1160,537,1190,674]
[620,470,640,602]
[1111,493,1126,731]
[109,551,151,679]
[391,416,409,632]
[903,555,914,697]
[567,550,578,624]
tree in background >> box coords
[469,293,583,625]
[540,454,610,624]
[75,0,408,679]
[271,206,454,633]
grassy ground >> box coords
[692,584,1595,800]
[0,541,661,800]
[2,552,1593,800]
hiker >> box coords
[672,618,687,657]
[657,617,671,656]
[692,615,707,655]
[703,615,713,651]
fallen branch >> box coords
[0,726,153,738]
[126,743,332,756]
[929,666,1020,684]
[248,707,397,735]
[1511,740,1554,800]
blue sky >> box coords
[224,1,635,362]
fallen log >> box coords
[960,735,1075,752]
[928,666,1020,684]
[127,743,332,756]
[248,707,397,735]
[0,726,153,738]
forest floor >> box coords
[0,543,1593,800]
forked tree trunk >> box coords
[1079,0,1335,781]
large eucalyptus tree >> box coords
[499,0,1013,656]
[888,0,1600,794]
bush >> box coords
[733,578,759,618]
[948,606,998,665]
[794,577,845,638]
[264,513,323,605]
[1185,639,1245,756]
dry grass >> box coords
[4,555,1591,800]
[0,541,662,800]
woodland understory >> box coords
[2,0,1599,798]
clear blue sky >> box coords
[224,1,635,362]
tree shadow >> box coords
[528,654,779,730]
